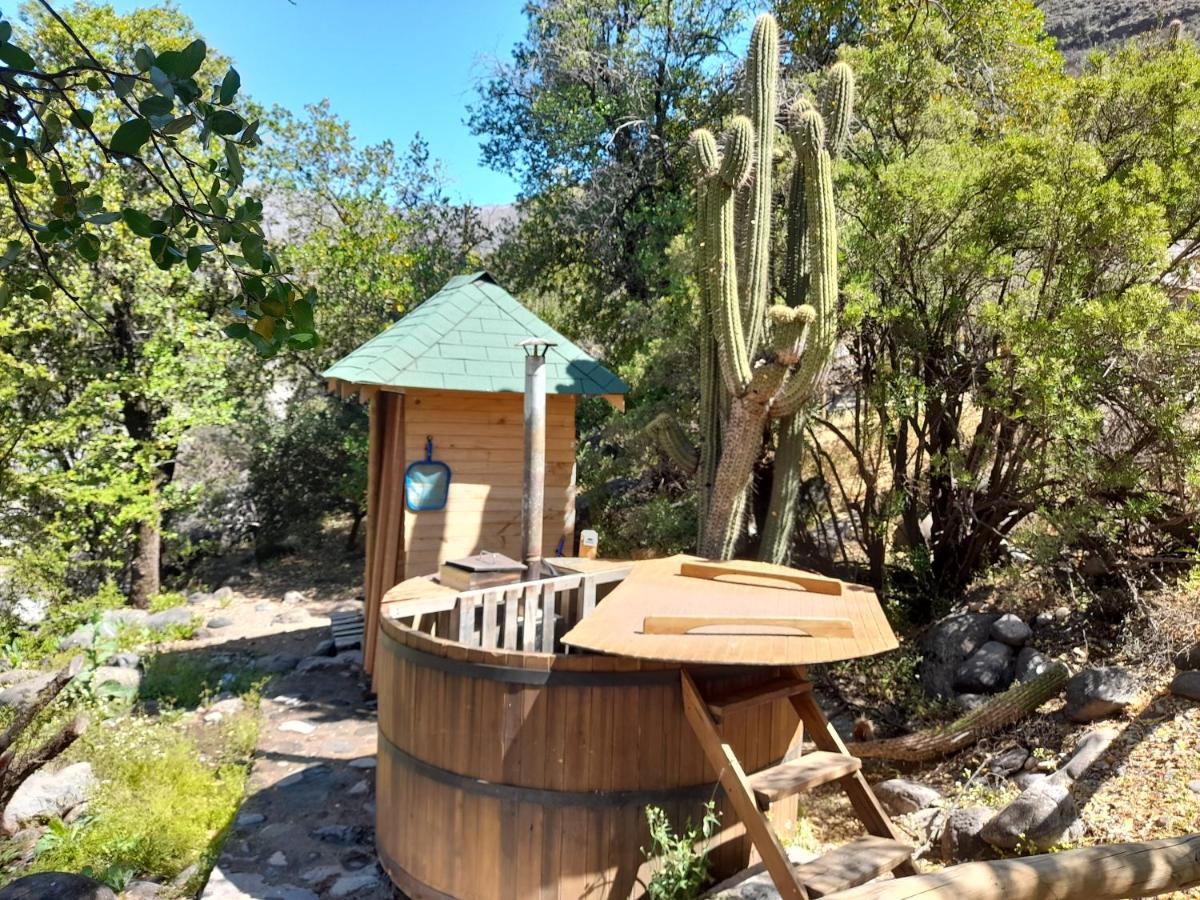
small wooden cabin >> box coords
[322,271,627,671]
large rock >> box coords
[1064,667,1139,722]
[99,608,149,629]
[980,779,1084,851]
[0,672,55,708]
[872,779,942,816]
[59,625,94,650]
[1059,728,1117,780]
[0,872,115,899]
[953,641,1015,694]
[2,762,95,833]
[1175,642,1200,671]
[92,666,141,692]
[145,607,196,631]
[989,614,1032,647]
[1170,670,1200,701]
[940,807,993,862]
[1014,646,1052,684]
[919,613,1001,698]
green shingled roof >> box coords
[322,272,629,396]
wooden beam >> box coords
[602,393,626,411]
[822,834,1200,900]
[641,616,855,638]
[679,561,844,596]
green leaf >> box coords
[121,208,157,237]
[240,233,264,269]
[138,96,173,118]
[149,234,172,269]
[113,75,136,99]
[76,233,101,262]
[209,110,244,135]
[148,66,174,99]
[110,118,152,156]
[291,292,316,333]
[0,240,21,268]
[87,211,121,225]
[0,22,11,43]
[4,163,35,184]
[133,46,155,72]
[287,333,317,350]
[224,142,243,185]
[0,41,35,70]
[219,67,241,105]
[30,284,51,301]
[155,38,206,78]
[223,322,249,339]
[161,114,195,136]
[69,108,95,129]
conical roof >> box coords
[322,272,628,396]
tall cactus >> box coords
[652,14,854,562]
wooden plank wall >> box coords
[363,391,406,674]
[402,388,577,579]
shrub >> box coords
[641,802,720,900]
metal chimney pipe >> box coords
[519,338,553,580]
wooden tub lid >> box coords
[560,555,898,666]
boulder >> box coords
[1059,728,1117,780]
[103,651,140,669]
[1010,771,1047,791]
[1169,670,1200,701]
[59,625,94,650]
[987,746,1030,776]
[212,586,235,603]
[0,873,115,900]
[296,652,361,673]
[940,807,992,862]
[99,608,148,629]
[1033,611,1055,629]
[206,616,235,629]
[0,672,55,708]
[10,597,47,627]
[989,614,1032,647]
[282,590,307,605]
[186,591,212,605]
[255,654,299,674]
[980,779,1084,851]
[919,613,1001,699]
[92,666,141,692]
[953,641,1015,694]
[1014,646,1052,684]
[873,779,941,816]
[2,762,95,833]
[1064,667,1139,722]
[1174,642,1200,671]
[145,607,196,631]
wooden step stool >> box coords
[682,669,917,899]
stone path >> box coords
[182,586,396,899]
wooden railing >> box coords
[384,564,632,653]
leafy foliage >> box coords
[0,2,316,355]
[641,801,720,900]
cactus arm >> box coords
[647,413,700,475]
[821,62,856,157]
[783,100,813,311]
[758,411,808,564]
[774,109,838,418]
[706,117,755,399]
[739,13,780,358]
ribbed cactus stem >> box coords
[739,13,779,357]
[648,413,699,474]
[783,99,813,310]
[821,62,856,157]
[759,412,808,564]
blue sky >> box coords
[111,0,529,205]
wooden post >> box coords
[521,346,547,580]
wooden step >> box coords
[794,835,913,897]
[746,751,862,809]
[706,675,811,721]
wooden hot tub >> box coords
[373,562,805,900]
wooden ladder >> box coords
[680,669,917,899]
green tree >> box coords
[0,2,249,606]
[470,0,747,365]
[0,1,314,354]
[772,0,1200,602]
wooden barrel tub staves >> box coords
[375,615,804,900]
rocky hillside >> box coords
[1041,0,1198,63]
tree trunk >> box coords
[130,519,161,609]
[823,834,1200,900]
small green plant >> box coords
[641,801,721,900]
[34,816,93,857]
[81,863,136,892]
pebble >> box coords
[1187,780,1200,796]
[279,720,316,735]
[348,757,377,769]
[329,871,381,898]
[313,824,366,844]
[268,851,288,866]
[283,590,308,605]
[207,616,235,629]
[1054,606,1071,622]
[347,780,369,796]
[236,813,265,827]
